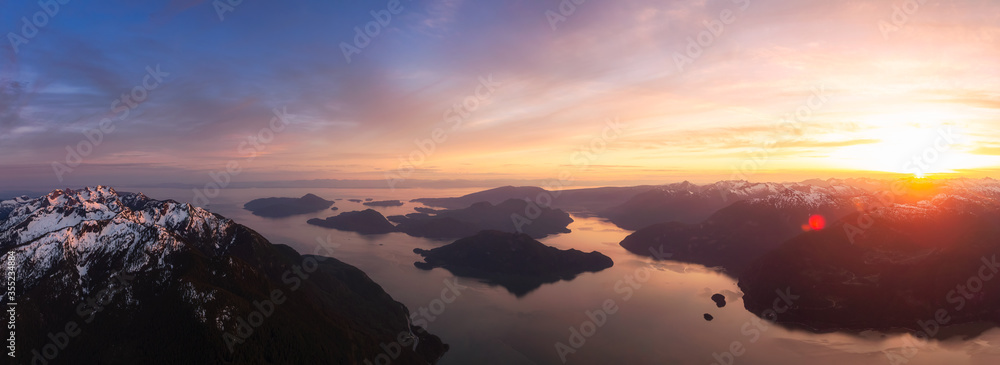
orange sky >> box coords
[1,0,999,190]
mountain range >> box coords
[7,177,1000,363]
[413,178,1000,336]
[0,187,447,364]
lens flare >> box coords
[808,215,826,231]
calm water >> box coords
[123,187,1000,365]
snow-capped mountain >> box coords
[738,179,1000,335]
[835,178,1000,223]
[619,178,1000,277]
[600,180,871,230]
[1,187,447,364]
[618,180,870,275]
[1,187,238,293]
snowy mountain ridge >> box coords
[0,186,238,295]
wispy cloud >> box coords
[0,0,998,189]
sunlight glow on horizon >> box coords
[2,0,999,190]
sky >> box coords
[1,0,999,191]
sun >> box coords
[829,123,952,175]
[826,114,994,177]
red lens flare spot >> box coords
[808,215,826,231]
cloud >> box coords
[1,0,999,189]
[972,145,1000,156]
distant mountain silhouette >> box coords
[547,185,658,214]
[411,185,655,216]
[363,200,405,207]
[411,180,961,233]
[736,178,1000,336]
[309,199,573,239]
[587,177,1000,337]
[413,230,613,296]
[619,184,869,275]
[243,193,334,217]
[411,182,851,231]
[599,181,808,230]
[390,215,481,240]
[394,199,573,239]
[412,186,549,209]
[307,209,397,234]
[741,212,1000,336]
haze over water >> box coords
[123,187,1000,365]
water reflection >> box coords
[122,187,1000,365]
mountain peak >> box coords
[41,185,118,207]
[2,188,450,363]
[1,187,237,291]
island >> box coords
[395,199,573,239]
[411,186,550,209]
[364,200,405,207]
[308,199,574,239]
[307,209,397,234]
[712,294,726,308]
[413,230,614,296]
[409,185,654,216]
[243,193,334,217]
[414,207,440,214]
